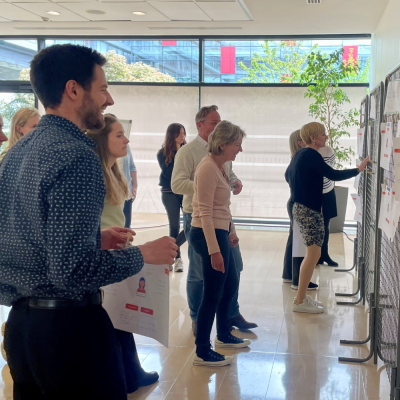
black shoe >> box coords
[229,314,258,330]
[318,256,338,267]
[291,282,318,291]
[127,371,159,393]
[137,371,159,388]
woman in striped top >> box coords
[318,146,339,266]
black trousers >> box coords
[5,300,142,400]
[161,191,186,258]
[123,199,132,229]
[190,227,239,348]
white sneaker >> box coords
[168,264,173,272]
[305,295,323,307]
[174,258,184,272]
[282,279,292,283]
[292,296,324,314]
[193,354,233,367]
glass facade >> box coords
[0,40,37,80]
[45,40,200,83]
[0,35,370,220]
[204,39,371,83]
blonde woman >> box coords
[0,107,40,163]
[285,122,369,314]
[87,114,159,393]
[191,120,251,367]
[282,130,308,285]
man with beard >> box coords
[0,44,177,400]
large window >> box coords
[204,39,371,83]
[0,35,370,222]
[0,40,37,80]
[45,40,199,83]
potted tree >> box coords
[300,48,360,233]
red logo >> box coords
[165,268,169,275]
[141,307,154,315]
[395,149,400,153]
[126,304,138,311]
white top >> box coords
[318,146,335,194]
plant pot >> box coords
[329,186,349,234]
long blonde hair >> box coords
[86,114,129,205]
[6,107,40,150]
[289,129,303,158]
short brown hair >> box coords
[195,105,218,124]
[300,122,325,145]
[208,120,246,155]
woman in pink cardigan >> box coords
[190,120,251,367]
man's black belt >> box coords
[24,291,103,309]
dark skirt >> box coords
[322,188,337,221]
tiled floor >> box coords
[0,224,391,400]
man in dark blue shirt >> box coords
[0,44,177,400]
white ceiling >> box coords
[0,0,391,35]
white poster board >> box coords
[293,219,306,257]
[102,263,170,347]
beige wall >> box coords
[370,0,400,89]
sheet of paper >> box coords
[351,193,362,223]
[370,95,376,119]
[393,138,400,195]
[379,185,392,238]
[357,128,365,157]
[390,198,400,240]
[293,219,306,257]
[384,80,400,115]
[102,263,170,347]
[380,122,393,171]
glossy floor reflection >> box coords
[0,226,391,400]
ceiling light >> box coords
[46,11,60,16]
[86,9,106,15]
[132,11,146,16]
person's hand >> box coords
[232,180,243,195]
[138,237,177,265]
[211,252,225,273]
[131,188,137,202]
[101,227,136,250]
[228,233,239,248]
[358,156,370,172]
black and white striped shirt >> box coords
[318,146,335,194]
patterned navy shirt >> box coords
[0,115,143,306]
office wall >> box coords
[370,0,400,89]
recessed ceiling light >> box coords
[46,11,60,16]
[132,11,146,16]
[86,9,106,15]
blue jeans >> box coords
[190,227,238,347]
[183,212,241,321]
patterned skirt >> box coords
[292,202,324,248]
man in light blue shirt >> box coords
[121,145,138,228]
